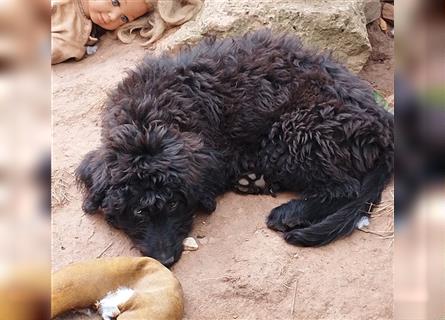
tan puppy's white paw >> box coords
[97,287,135,320]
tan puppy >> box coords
[52,257,183,319]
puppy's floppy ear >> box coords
[180,131,221,213]
[105,123,220,211]
[179,131,215,182]
[106,123,216,185]
[75,148,110,214]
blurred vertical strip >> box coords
[0,0,50,319]
[395,0,445,319]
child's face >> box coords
[88,0,149,30]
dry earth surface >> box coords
[52,22,394,320]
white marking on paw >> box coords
[247,173,257,180]
[254,175,266,188]
[97,287,134,320]
[356,216,370,229]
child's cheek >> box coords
[95,19,123,31]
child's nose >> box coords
[109,9,121,21]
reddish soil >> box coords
[52,24,394,320]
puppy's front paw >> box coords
[233,173,266,195]
[200,197,216,213]
[266,201,308,232]
[82,199,99,214]
[266,206,288,232]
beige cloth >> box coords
[51,0,98,64]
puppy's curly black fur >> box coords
[76,29,394,266]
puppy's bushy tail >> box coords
[284,159,392,246]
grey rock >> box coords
[159,0,371,73]
[382,3,394,22]
[364,0,382,24]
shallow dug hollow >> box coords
[52,25,394,320]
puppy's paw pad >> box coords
[238,178,249,186]
[234,173,265,194]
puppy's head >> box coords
[76,123,214,266]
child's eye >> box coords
[121,15,129,23]
[111,0,120,7]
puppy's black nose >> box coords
[160,256,175,267]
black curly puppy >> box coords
[76,29,394,266]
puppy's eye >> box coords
[166,201,178,211]
[133,209,144,217]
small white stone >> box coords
[356,216,370,229]
[183,237,199,251]
[86,45,98,55]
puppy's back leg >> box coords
[261,108,364,239]
[266,196,350,232]
[282,198,370,246]
[278,159,391,246]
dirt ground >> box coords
[52,22,394,320]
